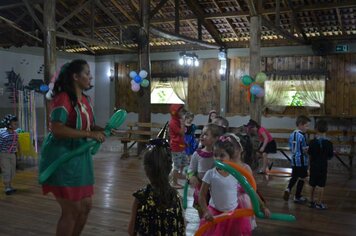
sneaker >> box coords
[294,196,308,204]
[10,188,17,193]
[283,189,290,201]
[316,203,327,210]
[257,170,266,174]
[4,188,12,195]
[309,201,316,208]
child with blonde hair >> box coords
[187,123,224,217]
[199,133,251,235]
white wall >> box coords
[0,47,95,135]
[94,61,112,126]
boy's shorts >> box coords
[291,166,308,179]
[172,151,189,170]
[309,171,327,187]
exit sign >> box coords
[336,45,349,52]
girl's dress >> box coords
[188,149,214,210]
[185,124,198,155]
[39,92,95,201]
[199,168,251,236]
[237,163,257,230]
[133,184,185,235]
[238,185,257,230]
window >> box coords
[264,75,325,109]
[151,81,185,104]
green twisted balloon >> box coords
[214,160,296,222]
[39,109,127,184]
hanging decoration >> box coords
[240,72,267,103]
[129,69,149,92]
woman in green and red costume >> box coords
[39,59,106,236]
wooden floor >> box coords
[1,138,356,236]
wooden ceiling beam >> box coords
[213,0,241,39]
[174,0,179,34]
[275,0,280,26]
[22,0,43,31]
[149,0,169,19]
[183,0,225,47]
[57,0,87,24]
[95,0,122,27]
[127,0,140,22]
[77,0,356,30]
[335,7,346,35]
[286,0,309,43]
[0,0,43,10]
[310,10,325,38]
[246,0,257,16]
[14,9,27,24]
[261,17,306,44]
[90,0,95,38]
[110,0,134,22]
[57,0,92,29]
[56,31,133,52]
[0,15,41,42]
[150,26,220,49]
[106,28,121,42]
[34,2,96,54]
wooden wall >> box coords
[116,59,220,115]
[115,53,356,117]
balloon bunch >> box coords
[129,70,149,92]
[240,72,268,103]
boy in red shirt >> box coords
[169,104,187,188]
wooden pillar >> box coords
[138,0,151,153]
[43,0,56,131]
[249,15,262,123]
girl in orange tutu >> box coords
[198,134,251,236]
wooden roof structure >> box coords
[0,0,356,54]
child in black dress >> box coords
[308,119,333,209]
[128,138,185,235]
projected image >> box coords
[265,80,325,107]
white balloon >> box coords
[139,70,148,79]
[46,90,53,100]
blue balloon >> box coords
[40,84,49,92]
[250,84,262,95]
[129,71,137,79]
[134,75,142,83]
